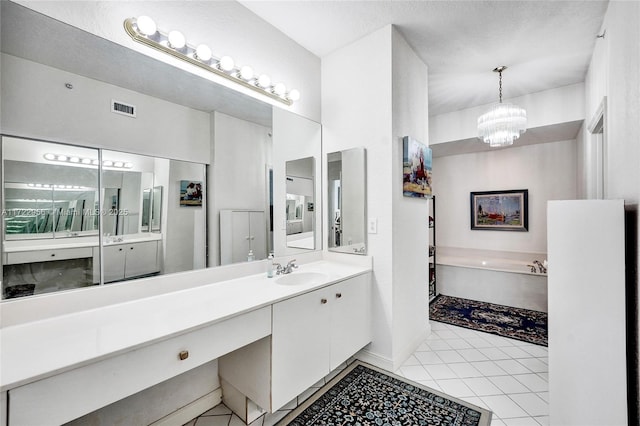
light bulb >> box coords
[273,83,286,96]
[168,30,186,49]
[219,56,235,72]
[81,158,92,165]
[57,155,68,162]
[288,89,301,101]
[103,160,114,167]
[124,162,134,169]
[257,74,271,88]
[136,16,157,36]
[44,153,56,160]
[195,44,212,62]
[92,159,100,166]
[69,156,80,163]
[239,65,254,81]
[114,161,124,168]
[35,183,42,187]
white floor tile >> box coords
[434,349,466,363]
[417,379,442,391]
[426,339,453,350]
[491,418,508,426]
[537,372,549,381]
[430,321,451,331]
[423,363,458,380]
[263,410,291,426]
[512,374,548,392]
[463,377,503,396]
[434,329,461,339]
[401,354,422,366]
[519,345,548,358]
[201,405,233,416]
[488,375,531,394]
[465,337,494,348]
[458,348,490,362]
[195,415,232,426]
[536,392,549,403]
[509,393,548,417]
[479,347,511,360]
[460,396,491,410]
[452,328,481,338]
[471,360,508,376]
[399,365,433,381]
[481,395,529,419]
[448,362,484,378]
[437,378,476,398]
[502,417,541,426]
[534,416,549,426]
[500,346,533,359]
[446,338,474,349]
[516,358,548,373]
[494,359,532,375]
[414,350,444,364]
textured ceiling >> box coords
[240,0,609,116]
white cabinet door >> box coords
[329,273,372,370]
[124,241,159,278]
[271,286,331,410]
[103,245,126,282]
[220,210,266,264]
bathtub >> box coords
[436,247,548,312]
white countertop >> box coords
[0,259,371,391]
[3,233,162,252]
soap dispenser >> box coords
[267,253,274,278]
[247,249,255,262]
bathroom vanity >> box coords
[0,255,372,425]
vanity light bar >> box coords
[123,16,300,105]
[27,183,85,190]
[43,153,134,169]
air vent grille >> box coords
[111,100,136,118]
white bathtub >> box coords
[436,247,548,312]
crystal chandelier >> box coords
[477,66,527,147]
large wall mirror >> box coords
[1,2,322,300]
[328,147,367,254]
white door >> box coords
[249,211,266,260]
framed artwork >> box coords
[470,189,528,231]
[179,180,203,207]
[402,136,432,198]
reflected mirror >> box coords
[328,147,367,254]
[285,157,315,249]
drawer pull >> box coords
[336,293,342,298]
[321,298,327,304]
[178,350,189,361]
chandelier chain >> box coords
[498,69,503,103]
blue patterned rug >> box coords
[429,294,548,346]
[278,361,491,426]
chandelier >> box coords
[477,66,527,147]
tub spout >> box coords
[533,260,547,274]
[527,264,537,273]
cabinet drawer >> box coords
[5,247,93,265]
[8,306,271,426]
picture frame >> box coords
[470,189,528,231]
[179,180,203,207]
[402,136,432,198]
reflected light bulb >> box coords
[81,158,92,165]
[239,65,254,81]
[273,83,286,96]
[44,153,56,160]
[219,56,234,72]
[92,159,100,166]
[195,44,212,62]
[57,155,68,162]
[114,161,124,168]
[124,162,134,169]
[288,89,301,101]
[257,74,271,88]
[136,16,157,36]
[69,156,80,163]
[103,160,114,167]
[168,30,186,49]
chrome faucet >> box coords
[276,259,298,275]
[533,260,547,274]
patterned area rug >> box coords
[278,361,492,426]
[430,294,548,346]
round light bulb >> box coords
[136,16,157,36]
[35,183,42,188]
[44,153,56,160]
[92,159,100,166]
[239,65,254,81]
[257,74,271,88]
[273,83,286,96]
[288,89,301,101]
[195,44,212,62]
[81,158,92,165]
[124,162,134,169]
[218,56,235,72]
[57,155,68,162]
[103,160,114,167]
[114,161,124,168]
[69,156,80,163]
[43,184,50,188]
[168,30,186,49]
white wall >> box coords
[322,25,429,370]
[433,140,577,253]
[1,54,210,163]
[15,0,321,121]
[210,112,271,266]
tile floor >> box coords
[185,320,548,426]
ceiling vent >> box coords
[111,99,136,118]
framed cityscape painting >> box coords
[470,189,528,231]
[402,136,432,198]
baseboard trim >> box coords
[355,349,394,371]
[150,388,222,426]
[356,324,432,372]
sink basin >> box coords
[275,272,328,286]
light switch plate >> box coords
[368,218,378,234]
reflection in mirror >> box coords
[2,136,101,298]
[285,157,315,250]
[328,147,367,254]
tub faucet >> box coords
[533,260,547,274]
[527,264,537,273]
